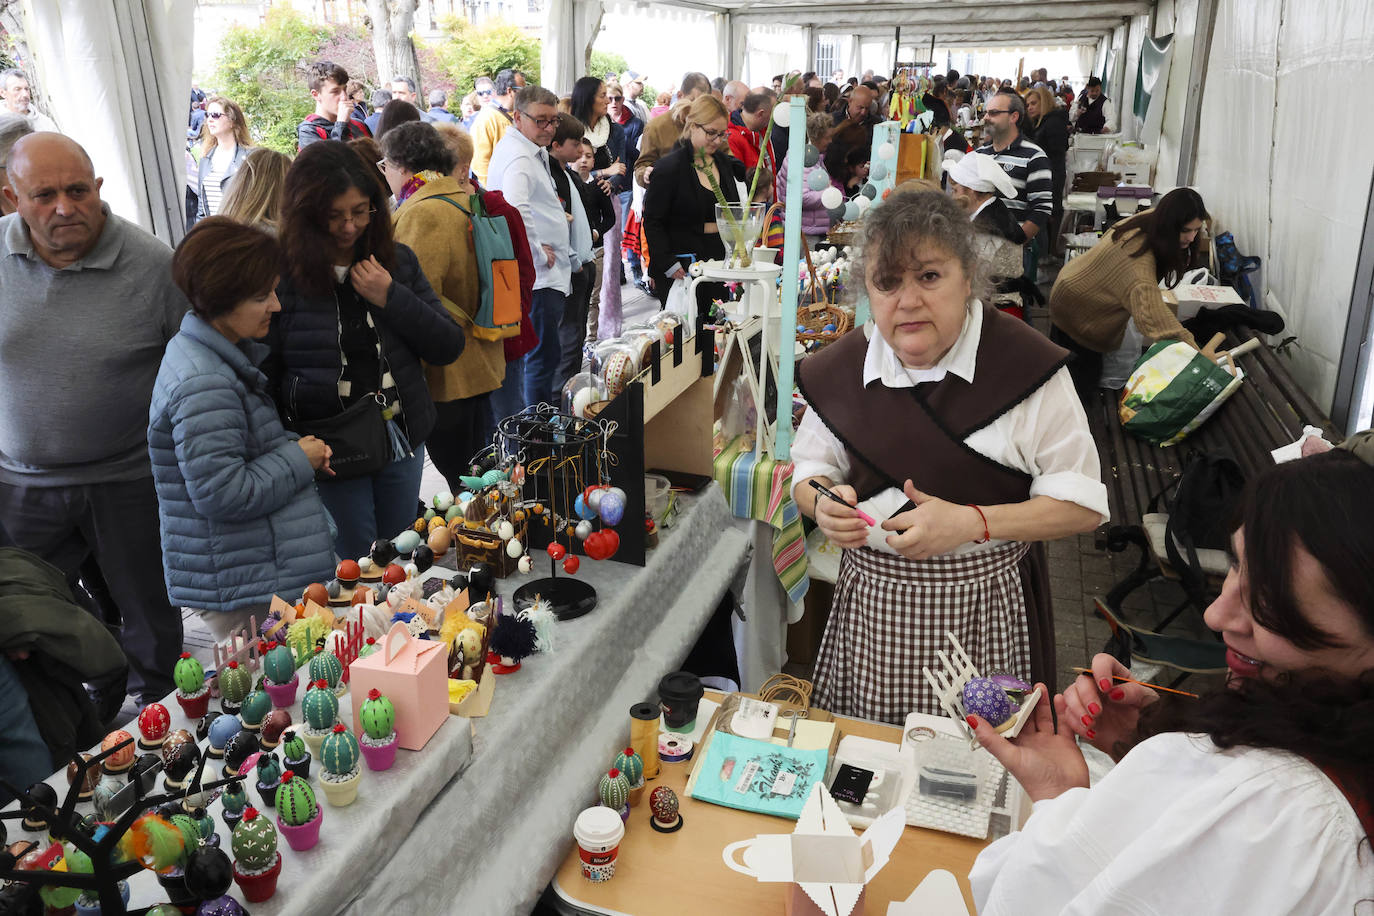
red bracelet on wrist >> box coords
[967,504,990,544]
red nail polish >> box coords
[1081,714,1093,727]
[965,715,979,729]
[1099,678,1112,690]
[1088,702,1101,716]
[1110,688,1125,701]
[1086,729,1096,740]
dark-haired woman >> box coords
[792,189,1105,722]
[1048,187,1211,394]
[570,76,627,339]
[969,440,1374,914]
[151,217,336,639]
[381,122,505,494]
[376,99,423,141]
[267,141,463,561]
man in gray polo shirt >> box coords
[0,132,188,708]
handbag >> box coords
[295,393,388,480]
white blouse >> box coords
[792,305,1109,555]
[970,732,1374,915]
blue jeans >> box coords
[522,287,566,410]
[489,354,525,428]
[0,656,52,806]
[317,446,426,560]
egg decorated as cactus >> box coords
[360,689,396,740]
[239,689,272,729]
[262,642,296,686]
[614,747,645,788]
[281,729,312,779]
[302,680,339,731]
[174,653,206,695]
[961,676,1016,728]
[231,807,278,871]
[218,661,251,707]
[221,781,248,829]
[598,768,631,815]
[255,753,281,786]
[170,812,202,850]
[274,772,318,827]
[307,651,343,691]
[321,724,361,776]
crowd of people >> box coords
[3,52,1371,906]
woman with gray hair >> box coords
[791,189,1106,721]
[0,112,33,215]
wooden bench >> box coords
[1082,326,1340,670]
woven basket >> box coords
[796,242,851,345]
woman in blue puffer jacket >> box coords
[150,217,336,639]
[266,141,463,561]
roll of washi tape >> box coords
[658,732,694,763]
[630,703,661,780]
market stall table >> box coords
[549,693,990,914]
[2,679,474,914]
[343,483,751,915]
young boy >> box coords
[297,61,372,150]
[576,138,618,345]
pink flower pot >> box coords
[359,733,399,772]
[232,851,282,902]
[264,674,300,709]
[276,806,322,852]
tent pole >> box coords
[892,25,900,74]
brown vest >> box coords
[797,304,1068,506]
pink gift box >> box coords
[349,622,447,751]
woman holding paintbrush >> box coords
[968,440,1374,914]
[793,189,1107,723]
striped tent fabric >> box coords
[712,435,809,606]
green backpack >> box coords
[431,193,522,341]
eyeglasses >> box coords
[328,206,376,230]
[376,158,389,171]
[478,89,493,96]
[521,112,559,129]
[608,96,624,102]
[696,125,728,140]
[207,111,226,120]
[984,108,1013,117]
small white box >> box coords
[1163,283,1245,321]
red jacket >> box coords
[727,122,776,183]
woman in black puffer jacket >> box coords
[265,141,463,561]
[1024,86,1070,250]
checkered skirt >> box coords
[812,542,1033,723]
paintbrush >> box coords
[1071,667,1199,698]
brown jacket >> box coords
[392,176,506,401]
[635,107,687,189]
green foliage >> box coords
[431,16,540,97]
[589,49,628,83]
[207,7,331,155]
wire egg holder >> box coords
[922,631,1042,750]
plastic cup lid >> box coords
[658,671,703,702]
[574,806,625,848]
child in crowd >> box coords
[843,148,870,200]
[576,138,616,345]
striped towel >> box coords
[712,435,810,607]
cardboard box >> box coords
[1163,283,1245,321]
[722,783,905,916]
[349,621,448,750]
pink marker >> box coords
[808,480,877,527]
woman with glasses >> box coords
[642,95,744,308]
[569,76,629,339]
[266,141,464,560]
[193,96,253,223]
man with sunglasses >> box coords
[975,88,1052,246]
[472,69,520,185]
[487,86,571,414]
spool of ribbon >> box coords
[657,732,694,763]
[630,702,661,780]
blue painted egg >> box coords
[961,677,1015,727]
[598,489,626,526]
[823,323,837,332]
[392,529,422,556]
[574,494,597,520]
[208,714,242,752]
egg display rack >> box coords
[921,631,1042,750]
[497,406,610,621]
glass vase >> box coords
[715,202,767,269]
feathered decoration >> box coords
[519,596,558,653]
[119,814,186,872]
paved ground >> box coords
[147,271,1223,717]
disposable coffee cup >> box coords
[574,805,626,882]
[658,671,704,732]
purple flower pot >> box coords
[264,674,300,709]
[358,733,399,772]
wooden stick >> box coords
[1070,667,1200,698]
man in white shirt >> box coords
[487,85,571,412]
[0,70,56,133]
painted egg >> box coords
[223,731,261,775]
[650,786,680,824]
[445,504,463,522]
[428,526,452,555]
[161,729,195,764]
[562,556,580,574]
[506,539,525,559]
[601,351,637,400]
[456,628,483,665]
[575,520,593,541]
[304,582,331,606]
[990,673,1032,695]
[67,754,99,797]
[208,714,242,752]
[138,703,171,745]
[382,563,407,586]
[403,562,419,579]
[370,539,398,566]
[412,545,435,573]
[517,554,533,573]
[434,491,454,512]
[326,578,343,599]
[392,529,422,556]
[335,560,360,586]
[261,709,293,745]
[546,542,566,561]
[239,689,272,727]
[961,677,1015,727]
[598,489,626,526]
[102,730,136,771]
[496,520,515,540]
[587,488,605,512]
[162,740,201,784]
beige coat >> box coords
[392,176,506,401]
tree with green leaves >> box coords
[432,17,540,97]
